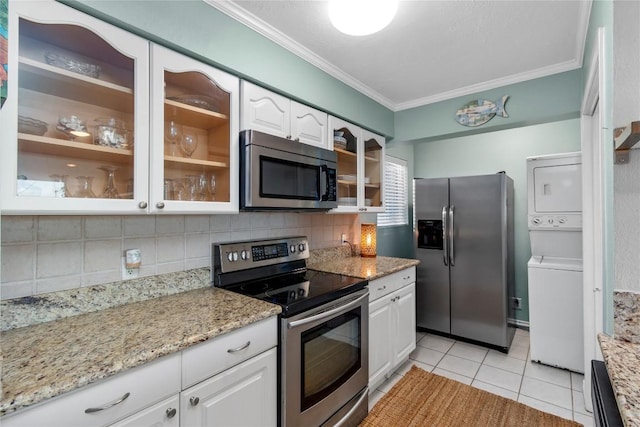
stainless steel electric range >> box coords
[212,236,369,427]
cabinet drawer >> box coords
[368,267,416,302]
[2,353,181,427]
[181,317,277,388]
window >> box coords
[378,156,408,227]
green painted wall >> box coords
[395,70,582,143]
[62,0,395,137]
[412,119,581,322]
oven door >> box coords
[241,131,337,210]
[282,289,369,427]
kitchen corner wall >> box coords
[0,213,360,300]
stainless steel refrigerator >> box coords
[414,173,515,351]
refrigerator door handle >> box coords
[442,206,448,266]
[449,205,455,266]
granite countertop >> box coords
[308,255,420,280]
[0,285,281,416]
[598,333,640,427]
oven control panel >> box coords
[212,236,309,274]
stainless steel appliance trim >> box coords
[442,206,448,266]
[282,289,369,427]
[449,205,455,266]
[287,291,368,329]
[332,386,369,427]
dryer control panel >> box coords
[528,214,582,230]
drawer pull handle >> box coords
[84,392,130,413]
[190,396,200,406]
[227,341,251,353]
[166,408,177,418]
[377,285,386,291]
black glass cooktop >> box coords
[224,269,367,317]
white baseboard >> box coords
[510,318,530,330]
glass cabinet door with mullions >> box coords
[1,1,150,214]
[150,44,239,214]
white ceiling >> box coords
[210,0,592,111]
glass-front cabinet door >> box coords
[360,129,385,213]
[0,1,150,214]
[150,45,238,214]
[329,117,385,213]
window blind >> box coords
[378,156,408,227]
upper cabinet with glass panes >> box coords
[328,116,385,213]
[0,1,238,214]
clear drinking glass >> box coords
[49,174,72,197]
[180,130,198,158]
[209,174,216,201]
[75,176,96,198]
[99,166,119,199]
[183,175,199,201]
[165,120,182,156]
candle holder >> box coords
[360,223,377,257]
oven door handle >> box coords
[319,165,328,201]
[333,386,369,427]
[287,290,368,329]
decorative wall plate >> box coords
[455,95,509,127]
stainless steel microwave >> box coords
[240,130,338,211]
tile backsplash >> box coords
[0,213,360,300]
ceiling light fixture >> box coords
[328,0,399,36]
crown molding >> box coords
[206,0,396,110]
[205,0,591,113]
[395,59,582,111]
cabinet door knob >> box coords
[166,408,177,418]
[156,202,165,209]
[294,137,300,142]
[138,201,148,209]
[190,396,200,406]
[286,135,292,139]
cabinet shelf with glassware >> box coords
[150,44,238,214]
[0,0,150,214]
[329,117,385,213]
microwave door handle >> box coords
[442,206,448,266]
[319,165,327,201]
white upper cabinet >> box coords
[0,1,239,215]
[329,116,385,213]
[1,0,150,214]
[150,44,239,214]
[240,81,328,148]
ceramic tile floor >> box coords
[370,329,595,426]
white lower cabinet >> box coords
[368,267,416,391]
[109,395,180,427]
[180,348,277,427]
[2,318,278,427]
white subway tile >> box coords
[37,217,82,241]
[156,216,185,235]
[36,242,82,278]
[0,280,36,300]
[211,215,231,232]
[185,215,211,233]
[211,231,232,244]
[186,257,209,270]
[157,235,185,263]
[1,216,35,243]
[82,270,122,287]
[123,216,156,237]
[156,261,184,274]
[36,275,82,294]
[1,244,35,282]
[84,240,121,273]
[230,213,252,231]
[84,216,122,239]
[186,233,210,259]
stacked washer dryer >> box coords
[527,152,584,373]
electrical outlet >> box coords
[513,297,522,310]
[341,233,347,244]
[121,257,139,280]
